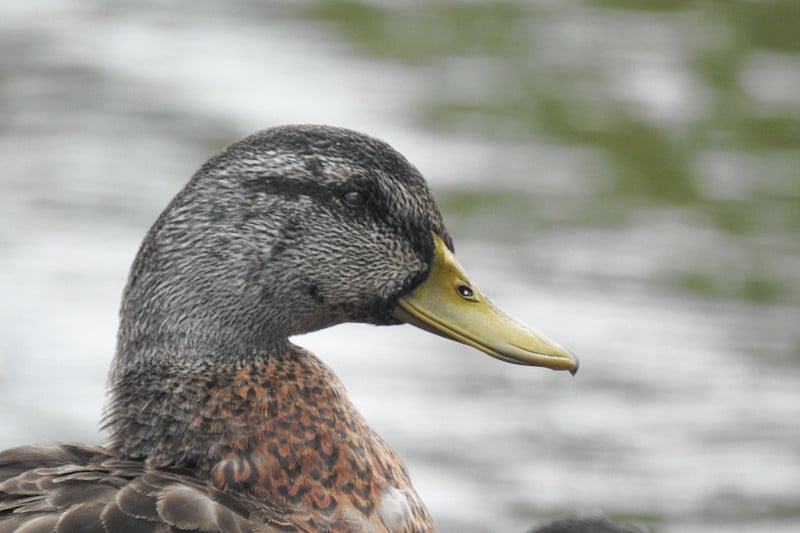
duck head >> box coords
[116,125,577,373]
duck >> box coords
[0,125,578,533]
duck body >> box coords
[0,125,577,532]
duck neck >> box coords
[104,344,290,466]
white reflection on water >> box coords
[1,2,799,533]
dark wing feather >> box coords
[157,484,247,533]
[56,503,107,533]
[100,503,170,533]
[0,444,281,532]
[114,481,161,521]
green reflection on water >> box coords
[304,0,527,61]
[675,271,784,304]
[586,0,693,12]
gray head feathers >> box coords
[117,125,451,362]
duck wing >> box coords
[0,444,288,533]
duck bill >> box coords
[394,233,578,374]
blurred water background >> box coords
[1,1,799,532]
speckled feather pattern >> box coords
[200,348,430,531]
[1,125,450,532]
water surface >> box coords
[1,2,798,532]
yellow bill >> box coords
[395,233,578,374]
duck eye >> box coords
[343,190,366,208]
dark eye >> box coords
[343,190,366,208]
[456,283,475,299]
